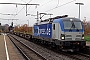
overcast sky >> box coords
[0,0,89,26]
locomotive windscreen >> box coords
[63,20,82,30]
[73,21,82,29]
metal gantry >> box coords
[0,3,39,16]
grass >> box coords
[84,35,90,42]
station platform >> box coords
[0,33,24,60]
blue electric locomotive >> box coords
[33,15,86,52]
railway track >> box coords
[8,33,90,60]
[60,52,90,60]
[43,43,90,60]
[8,34,47,60]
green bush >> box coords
[84,36,90,42]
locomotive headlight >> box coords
[82,36,84,39]
[61,34,65,40]
[82,35,84,40]
[62,36,65,40]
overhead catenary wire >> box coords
[45,0,76,12]
[27,0,33,12]
[5,0,53,18]
[0,13,17,15]
[0,0,77,25]
[28,0,76,16]
[14,6,25,17]
[18,0,34,16]
[0,1,38,17]
[28,0,54,13]
[39,0,54,7]
[20,0,33,10]
[11,0,26,15]
[56,0,60,8]
[28,0,33,4]
[10,0,33,25]
[12,0,34,17]
[21,0,27,3]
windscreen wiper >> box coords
[69,23,75,32]
[75,27,79,32]
[70,22,80,32]
[69,28,72,32]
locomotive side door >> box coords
[52,23,59,39]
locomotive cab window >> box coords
[53,24,55,30]
[63,21,72,29]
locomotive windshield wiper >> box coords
[69,28,72,32]
[75,26,79,32]
[73,22,79,32]
[69,22,79,32]
[69,22,75,32]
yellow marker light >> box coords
[77,42,79,45]
[76,42,79,45]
